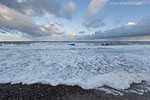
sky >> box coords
[0,0,150,41]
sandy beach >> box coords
[0,83,150,100]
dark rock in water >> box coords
[101,43,111,46]
[68,44,76,46]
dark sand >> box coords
[0,83,150,100]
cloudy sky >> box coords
[0,0,150,41]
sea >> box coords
[0,41,150,95]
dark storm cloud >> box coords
[0,0,77,18]
[0,0,61,17]
[83,18,150,39]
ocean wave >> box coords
[0,42,150,91]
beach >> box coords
[0,83,150,100]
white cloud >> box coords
[1,15,12,20]
[87,0,107,15]
[83,16,105,29]
[24,9,34,16]
[84,0,107,29]
[70,32,77,37]
[0,4,43,37]
[44,13,53,18]
[62,1,77,20]
[41,22,64,35]
[126,22,136,26]
[0,0,77,20]
[0,0,78,41]
[17,0,24,3]
[68,1,76,10]
[0,4,65,39]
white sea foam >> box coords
[0,42,150,92]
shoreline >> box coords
[0,83,150,100]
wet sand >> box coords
[0,83,150,100]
